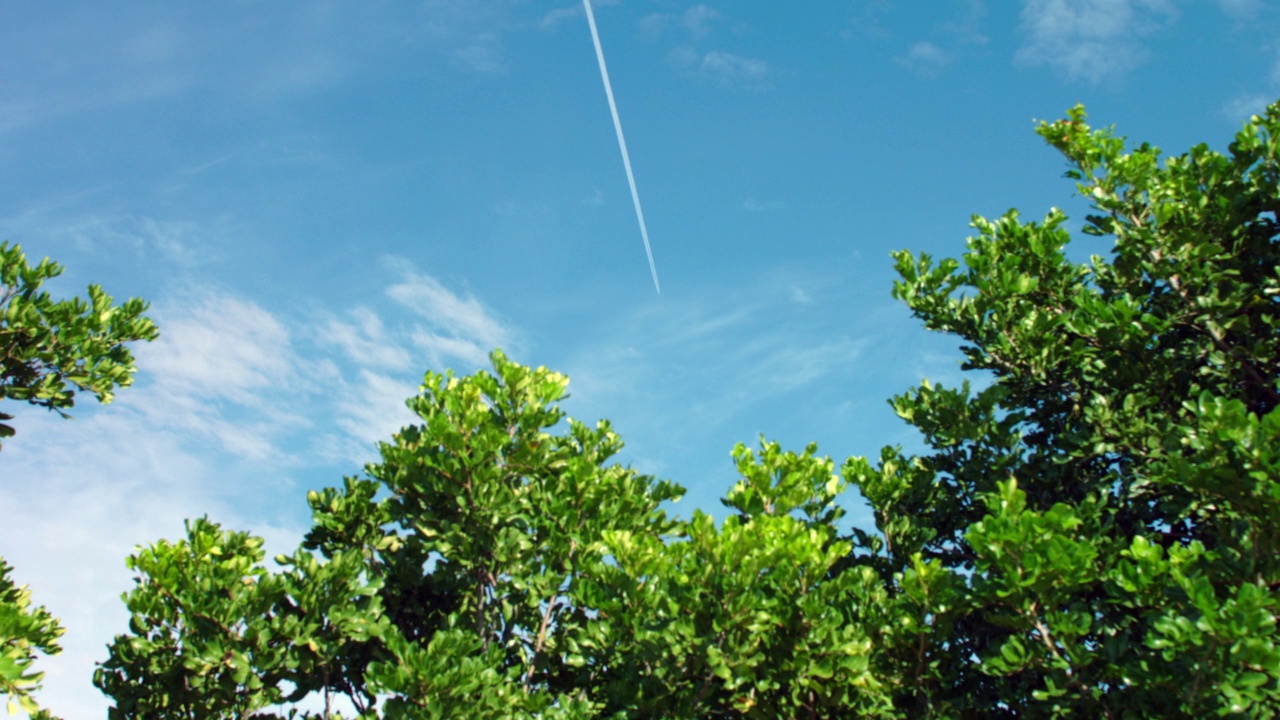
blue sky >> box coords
[2,0,1278,715]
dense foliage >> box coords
[90,100,1280,717]
[0,241,157,718]
[856,101,1280,716]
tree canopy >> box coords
[853,101,1280,716]
[0,241,158,447]
[82,100,1280,717]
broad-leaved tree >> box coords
[848,101,1280,717]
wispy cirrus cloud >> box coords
[1015,0,1178,84]
[555,266,882,493]
[144,294,300,405]
[858,1,986,76]
[318,308,413,372]
[1222,92,1277,121]
[641,4,724,38]
[843,0,894,38]
[332,369,421,449]
[540,5,583,31]
[0,0,533,138]
[386,261,514,365]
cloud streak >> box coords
[555,266,896,495]
[387,267,512,355]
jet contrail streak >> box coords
[583,0,661,294]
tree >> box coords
[1,241,159,447]
[1,241,158,718]
[846,100,1280,716]
[97,354,684,718]
[98,100,1280,718]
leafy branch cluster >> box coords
[0,242,157,445]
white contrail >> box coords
[583,0,661,294]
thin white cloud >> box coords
[319,308,413,372]
[411,328,493,369]
[386,266,512,355]
[639,4,722,40]
[125,293,327,462]
[123,24,184,66]
[740,334,865,393]
[683,5,723,37]
[333,369,420,449]
[0,1,523,138]
[452,38,504,73]
[144,294,296,404]
[1223,92,1276,121]
[940,0,989,45]
[1015,0,1178,84]
[539,5,582,30]
[539,0,623,31]
[900,40,953,75]
[699,50,771,89]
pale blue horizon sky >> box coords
[3,1,1279,715]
